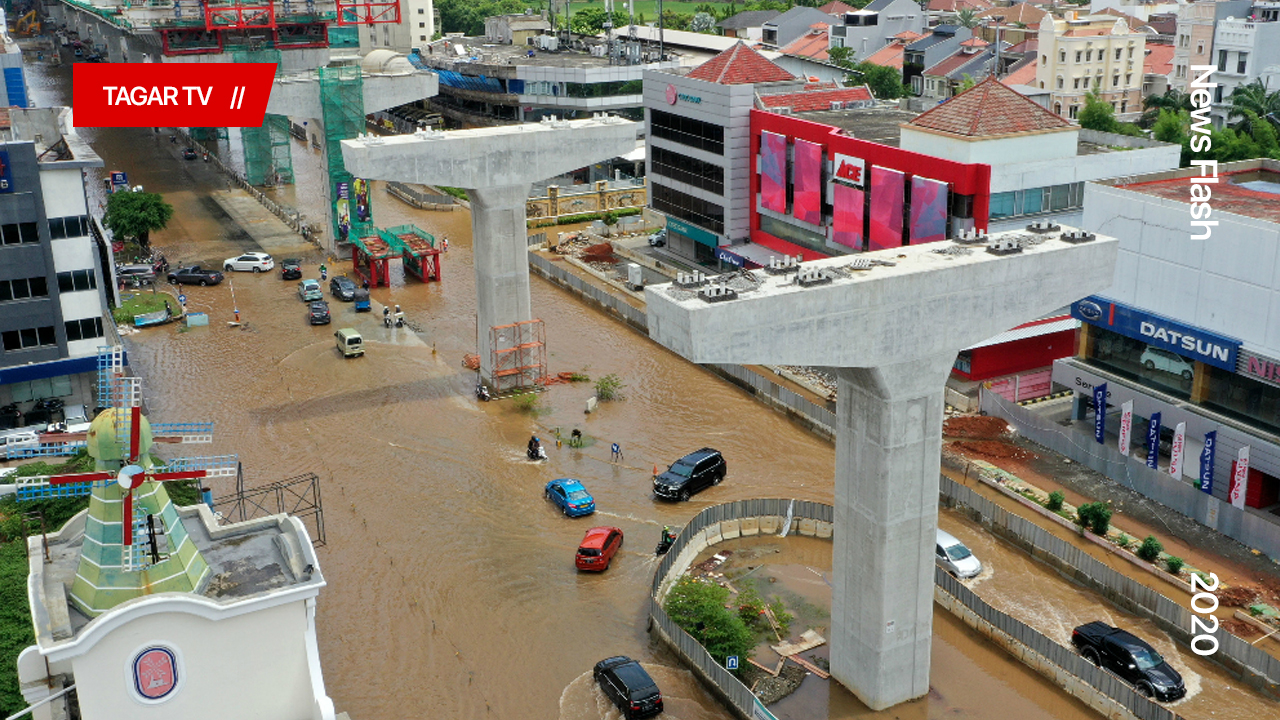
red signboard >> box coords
[73,64,276,128]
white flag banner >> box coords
[1118,401,1133,457]
[1229,446,1251,510]
[1169,422,1187,477]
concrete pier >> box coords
[341,117,638,381]
[644,228,1118,709]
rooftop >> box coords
[1144,44,1174,77]
[786,106,920,146]
[780,24,831,60]
[1000,56,1039,87]
[908,76,1072,138]
[1114,163,1280,224]
[688,41,796,84]
[927,0,993,11]
[977,4,1046,25]
[759,84,874,111]
[421,35,675,70]
[31,505,323,645]
[718,10,783,30]
[819,0,856,14]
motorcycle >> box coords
[476,382,491,402]
[203,153,211,162]
[526,443,547,461]
[656,527,678,556]
[0,402,22,430]
[394,312,406,328]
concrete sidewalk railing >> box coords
[527,251,836,440]
[940,473,1280,695]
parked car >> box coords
[334,328,364,358]
[1071,622,1186,701]
[223,251,275,273]
[1140,347,1194,381]
[935,529,982,579]
[653,448,726,501]
[181,147,198,160]
[168,266,223,286]
[329,275,357,301]
[593,656,663,719]
[648,228,666,247]
[60,404,92,434]
[576,526,623,571]
[280,258,303,280]
[297,279,323,302]
[545,478,596,517]
[308,300,331,325]
[0,428,39,452]
[116,264,156,287]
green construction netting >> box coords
[267,114,295,185]
[233,50,291,186]
[190,127,228,141]
[319,64,371,243]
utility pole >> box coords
[658,0,665,61]
[990,16,1004,80]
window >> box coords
[419,22,425,28]
[649,109,724,155]
[417,7,424,12]
[1113,74,1120,87]
[420,35,427,41]
[1197,41,1205,55]
[1060,50,1066,62]
[1115,48,1122,61]
[1,222,40,245]
[48,215,89,240]
[1127,45,1134,58]
[1073,78,1080,89]
[1042,54,1047,65]
[1238,52,1248,74]
[1215,85,1224,103]
[1054,102,1062,115]
[57,269,97,292]
[64,317,103,343]
[1218,49,1227,71]
[1,326,56,352]
[651,183,724,235]
[987,184,1081,219]
[1058,76,1064,89]
[1125,73,1132,85]
[1121,100,1127,113]
[0,276,48,302]
[651,146,725,195]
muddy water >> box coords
[28,60,1158,720]
[941,510,1279,719]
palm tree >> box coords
[1139,88,1193,128]
[956,8,980,28]
[1228,80,1280,134]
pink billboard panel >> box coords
[909,176,948,244]
[869,167,904,251]
[759,131,787,214]
[831,182,864,250]
[792,139,823,225]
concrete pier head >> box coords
[342,117,637,380]
[645,228,1118,709]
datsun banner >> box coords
[1169,422,1186,478]
[1229,446,1250,509]
[1199,431,1216,494]
[1093,383,1107,444]
[1146,412,1161,470]
[1118,400,1133,456]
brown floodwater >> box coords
[25,59,1242,720]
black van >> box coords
[653,448,726,501]
[593,656,663,719]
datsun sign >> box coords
[1070,296,1240,371]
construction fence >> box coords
[939,473,1280,693]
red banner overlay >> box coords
[73,64,277,128]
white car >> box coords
[223,252,275,273]
[936,529,983,579]
[1140,347,1194,380]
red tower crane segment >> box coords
[335,0,401,25]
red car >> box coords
[576,526,623,572]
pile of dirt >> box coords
[951,440,1037,461]
[943,415,1013,440]
[1216,585,1261,608]
[579,242,617,265]
[1222,618,1261,639]
[743,662,807,705]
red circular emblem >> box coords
[133,647,178,700]
[666,84,678,105]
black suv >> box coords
[330,275,357,301]
[593,656,663,719]
[653,448,726,501]
[280,259,302,280]
[1071,622,1186,701]
[308,301,331,325]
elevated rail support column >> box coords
[831,355,954,709]
[471,184,534,381]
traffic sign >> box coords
[726,656,739,670]
[178,294,187,305]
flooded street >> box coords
[25,60,1267,719]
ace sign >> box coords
[833,153,866,188]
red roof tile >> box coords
[760,86,874,112]
[1144,44,1174,77]
[864,42,906,69]
[687,41,795,85]
[1006,38,1038,56]
[895,30,924,41]
[976,3,1046,25]
[908,75,1072,137]
[819,1,856,14]
[1000,58,1038,87]
[781,26,831,61]
[925,50,985,78]
[960,37,989,48]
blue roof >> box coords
[435,69,505,94]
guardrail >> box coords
[940,473,1280,694]
[385,181,456,210]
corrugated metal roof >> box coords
[966,317,1079,350]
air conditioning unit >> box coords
[776,107,793,115]
[829,100,844,110]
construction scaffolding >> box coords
[190,127,229,142]
[490,320,547,395]
[318,64,372,246]
[350,234,395,288]
[380,224,441,282]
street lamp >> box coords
[985,15,1005,80]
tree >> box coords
[1140,88,1192,128]
[957,73,977,93]
[956,8,979,28]
[663,577,755,666]
[437,0,531,37]
[1078,86,1120,133]
[849,61,907,100]
[103,190,174,249]
[690,11,716,33]
[1228,79,1280,135]
[567,7,631,35]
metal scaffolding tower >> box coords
[234,49,293,186]
[489,320,547,395]
[319,64,372,244]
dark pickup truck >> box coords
[1071,622,1186,701]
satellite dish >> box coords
[117,464,144,491]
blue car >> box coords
[545,478,596,517]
